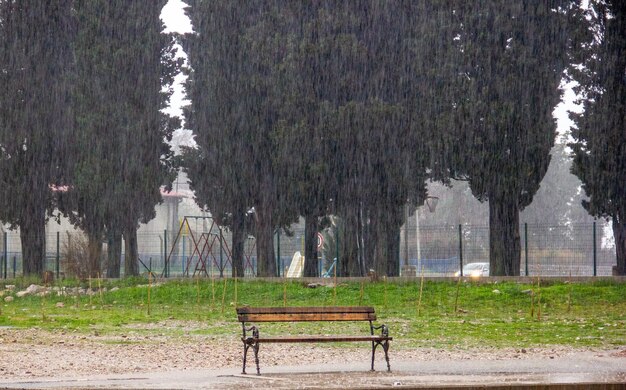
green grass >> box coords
[1,278,624,349]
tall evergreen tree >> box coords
[117,1,179,277]
[187,1,448,277]
[449,1,577,276]
[570,1,626,275]
[273,2,335,277]
[0,1,74,275]
[183,1,297,277]
[63,0,178,277]
[182,0,254,278]
[314,1,445,277]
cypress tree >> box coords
[183,1,296,277]
[570,1,626,275]
[64,0,178,277]
[449,1,578,276]
[0,1,75,276]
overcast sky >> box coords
[161,0,192,34]
[161,0,194,151]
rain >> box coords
[0,0,624,280]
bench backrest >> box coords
[237,306,376,323]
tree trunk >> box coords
[369,206,403,277]
[255,205,276,277]
[385,220,401,277]
[372,220,386,276]
[340,206,361,276]
[612,216,626,276]
[362,209,375,273]
[388,205,404,277]
[106,229,122,278]
[231,209,245,278]
[488,196,521,276]
[357,206,366,276]
[20,208,46,276]
[303,214,319,277]
[87,233,102,278]
[123,226,139,277]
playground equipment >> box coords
[161,216,256,278]
[322,257,337,278]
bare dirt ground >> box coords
[1,322,624,381]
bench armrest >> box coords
[371,323,389,337]
[242,324,259,339]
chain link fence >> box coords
[0,222,618,278]
[401,223,614,277]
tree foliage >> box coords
[449,1,578,275]
[182,1,298,277]
[3,0,618,279]
[0,1,74,275]
[62,0,179,277]
[183,1,447,277]
[570,0,626,275]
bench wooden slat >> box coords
[239,312,376,322]
[243,335,393,343]
[237,306,375,314]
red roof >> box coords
[160,188,189,199]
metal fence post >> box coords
[56,231,60,279]
[219,227,224,278]
[524,223,528,276]
[164,229,168,278]
[12,255,16,278]
[593,221,597,277]
[182,235,186,276]
[276,228,281,277]
[335,225,340,277]
[458,224,463,276]
[3,231,7,279]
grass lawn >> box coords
[1,277,624,350]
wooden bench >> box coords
[236,306,392,375]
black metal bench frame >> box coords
[236,306,392,375]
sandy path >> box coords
[2,323,623,380]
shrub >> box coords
[61,232,105,279]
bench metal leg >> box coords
[371,339,391,372]
[242,342,250,374]
[242,326,261,375]
[383,340,391,372]
[253,342,260,375]
[242,341,261,375]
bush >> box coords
[61,232,105,279]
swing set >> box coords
[160,216,257,278]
